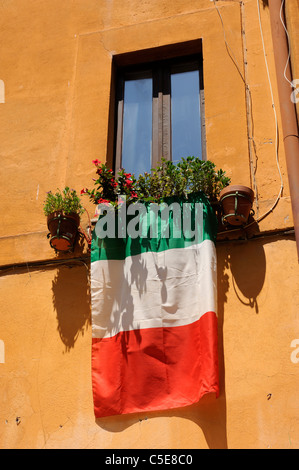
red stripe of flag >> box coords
[92,310,219,418]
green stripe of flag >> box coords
[91,192,218,262]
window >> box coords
[113,46,205,175]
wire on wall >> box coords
[212,0,285,234]
[256,0,284,223]
[212,0,247,85]
[212,0,259,217]
[0,256,91,277]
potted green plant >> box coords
[43,187,85,252]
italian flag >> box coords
[91,193,219,418]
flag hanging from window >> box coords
[91,193,219,418]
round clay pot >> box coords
[219,185,254,226]
[47,211,80,252]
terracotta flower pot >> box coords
[47,211,80,252]
[219,185,254,226]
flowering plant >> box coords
[81,160,138,208]
[81,157,230,208]
[43,186,85,216]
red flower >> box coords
[92,159,100,165]
[80,188,87,194]
[97,198,110,205]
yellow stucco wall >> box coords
[1,0,299,449]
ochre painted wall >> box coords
[1,0,299,448]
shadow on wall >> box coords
[96,389,227,449]
[52,263,91,352]
[226,239,266,314]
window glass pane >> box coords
[122,77,152,175]
[171,69,202,163]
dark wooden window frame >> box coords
[106,40,206,171]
